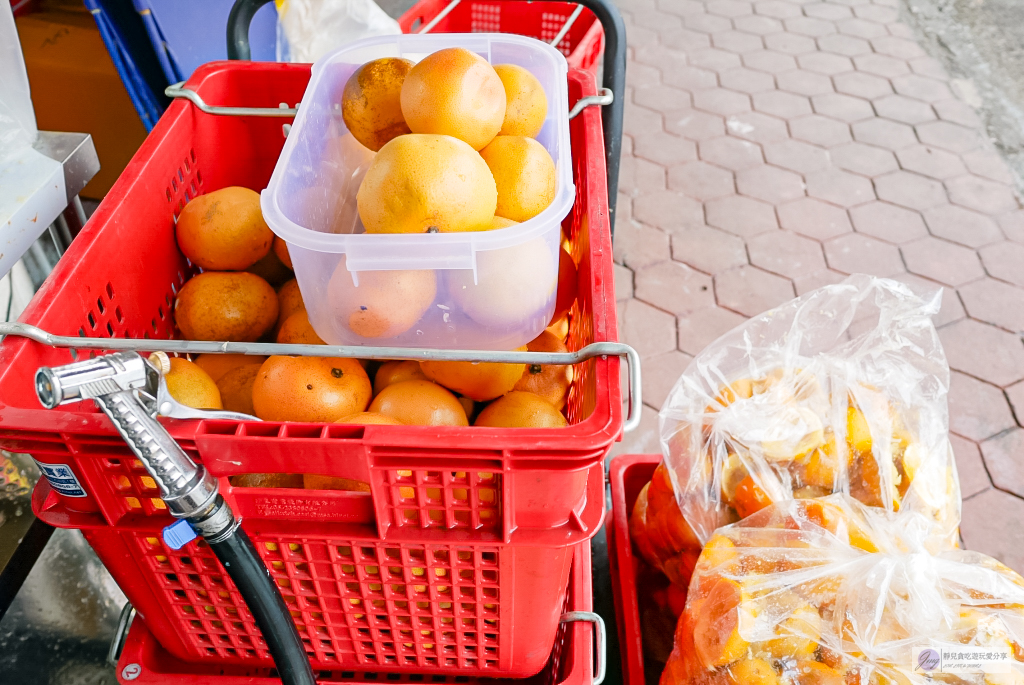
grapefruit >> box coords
[494,64,547,138]
[479,135,556,222]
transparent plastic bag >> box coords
[662,495,1024,685]
[658,275,960,557]
[0,2,37,162]
[275,0,400,64]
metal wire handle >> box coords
[0,322,642,433]
[561,610,607,685]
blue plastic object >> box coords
[162,519,198,550]
[132,0,278,85]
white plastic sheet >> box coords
[275,0,401,64]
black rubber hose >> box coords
[207,523,316,685]
[227,0,274,60]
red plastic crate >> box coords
[0,61,617,676]
[608,454,662,685]
[112,542,596,685]
[398,0,604,76]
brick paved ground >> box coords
[608,0,1024,569]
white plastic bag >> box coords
[0,2,37,162]
[275,0,401,64]
[658,275,961,552]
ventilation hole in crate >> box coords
[97,297,105,314]
[178,168,184,184]
[158,307,165,320]
[106,322,114,336]
[196,168,203,186]
[185,189,191,202]
[87,312,96,329]
[191,180,198,196]
[78,327,85,337]
[172,178,178,192]
[184,157,191,172]
[166,188,172,202]
[70,349,78,360]
[115,306,124,323]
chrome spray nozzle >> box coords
[35,351,158,409]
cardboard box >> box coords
[16,5,149,198]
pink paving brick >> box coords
[958,278,1024,333]
[1009,381,1024,424]
[747,230,827,278]
[668,161,737,200]
[891,74,953,103]
[797,52,854,76]
[634,261,716,316]
[642,351,695,408]
[834,71,893,99]
[614,221,671,270]
[705,194,780,236]
[933,98,983,128]
[945,175,1020,215]
[712,30,765,54]
[776,69,834,96]
[719,67,776,94]
[830,142,899,176]
[685,12,733,33]
[786,17,839,39]
[634,130,699,168]
[689,47,743,71]
[979,241,1024,288]
[670,225,750,274]
[753,90,813,118]
[962,149,1017,185]
[961,489,1024,571]
[790,114,853,146]
[895,145,967,180]
[734,15,786,36]
[676,305,749,355]
[662,65,719,92]
[948,434,991,500]
[699,136,765,171]
[805,168,874,207]
[875,171,948,210]
[803,2,853,21]
[947,371,1018,442]
[634,44,689,72]
[706,0,752,18]
[763,139,831,173]
[811,92,874,122]
[938,319,1024,387]
[851,118,918,150]
[873,95,937,126]
[837,17,888,40]
[890,272,967,327]
[981,429,1024,499]
[693,88,753,116]
[921,204,1003,248]
[901,236,984,286]
[817,34,872,58]
[824,233,905,276]
[755,0,802,20]
[725,110,791,144]
[779,197,853,240]
[999,211,1024,244]
[764,31,817,56]
[634,84,693,112]
[849,201,928,244]
[736,164,806,203]
[870,36,927,60]
[742,50,798,74]
[619,298,678,358]
[714,264,797,316]
[916,120,984,154]
[634,189,705,230]
[792,269,849,294]
[666,108,727,139]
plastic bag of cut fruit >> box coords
[656,275,959,560]
[661,495,1024,685]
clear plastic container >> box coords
[261,33,573,349]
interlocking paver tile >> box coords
[689,47,743,71]
[634,191,704,233]
[627,61,662,88]
[619,155,666,197]
[635,261,716,315]
[663,66,719,92]
[962,489,1024,571]
[786,17,838,38]
[776,69,834,95]
[959,278,1024,333]
[763,139,831,173]
[671,225,750,273]
[1009,381,1024,424]
[634,85,693,112]
[614,221,671,269]
[685,12,733,33]
[922,204,1003,248]
[946,175,1020,215]
[817,34,872,57]
[999,211,1024,244]
[634,44,690,71]
[624,101,664,137]
[736,164,806,203]
[895,145,967,180]
[720,67,777,94]
[849,201,928,243]
[733,15,785,35]
[657,0,706,17]
[875,171,947,210]
[851,118,917,149]
[748,230,827,278]
[693,88,753,116]
[790,114,853,146]
[666,108,727,139]
[891,272,966,326]
[981,429,1024,498]
[811,93,874,122]
[855,4,898,22]
[725,111,791,144]
[668,161,737,200]
[837,17,888,40]
[825,233,905,276]
[830,142,899,176]
[870,36,926,60]
[699,136,765,171]
[806,168,874,207]
[948,371,1018,442]
[940,319,1024,386]
[706,194,779,236]
[614,263,634,301]
[804,2,853,20]
[706,0,753,17]
[792,269,849,294]
[962,149,1016,185]
[798,52,854,75]
[743,50,798,73]
[643,350,696,408]
[916,120,983,154]
[891,74,953,103]
[902,236,984,286]
[779,197,854,239]
[714,265,797,316]
[873,94,937,125]
[854,53,911,79]
[764,31,817,55]
[979,241,1024,288]
[677,306,749,355]
[662,28,716,52]
[634,130,699,168]
[949,433,992,499]
[933,98,983,129]
[621,298,678,358]
[755,0,802,19]
[909,55,948,79]
[834,71,893,99]
[753,90,813,118]
[713,30,765,54]
[631,8,684,31]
